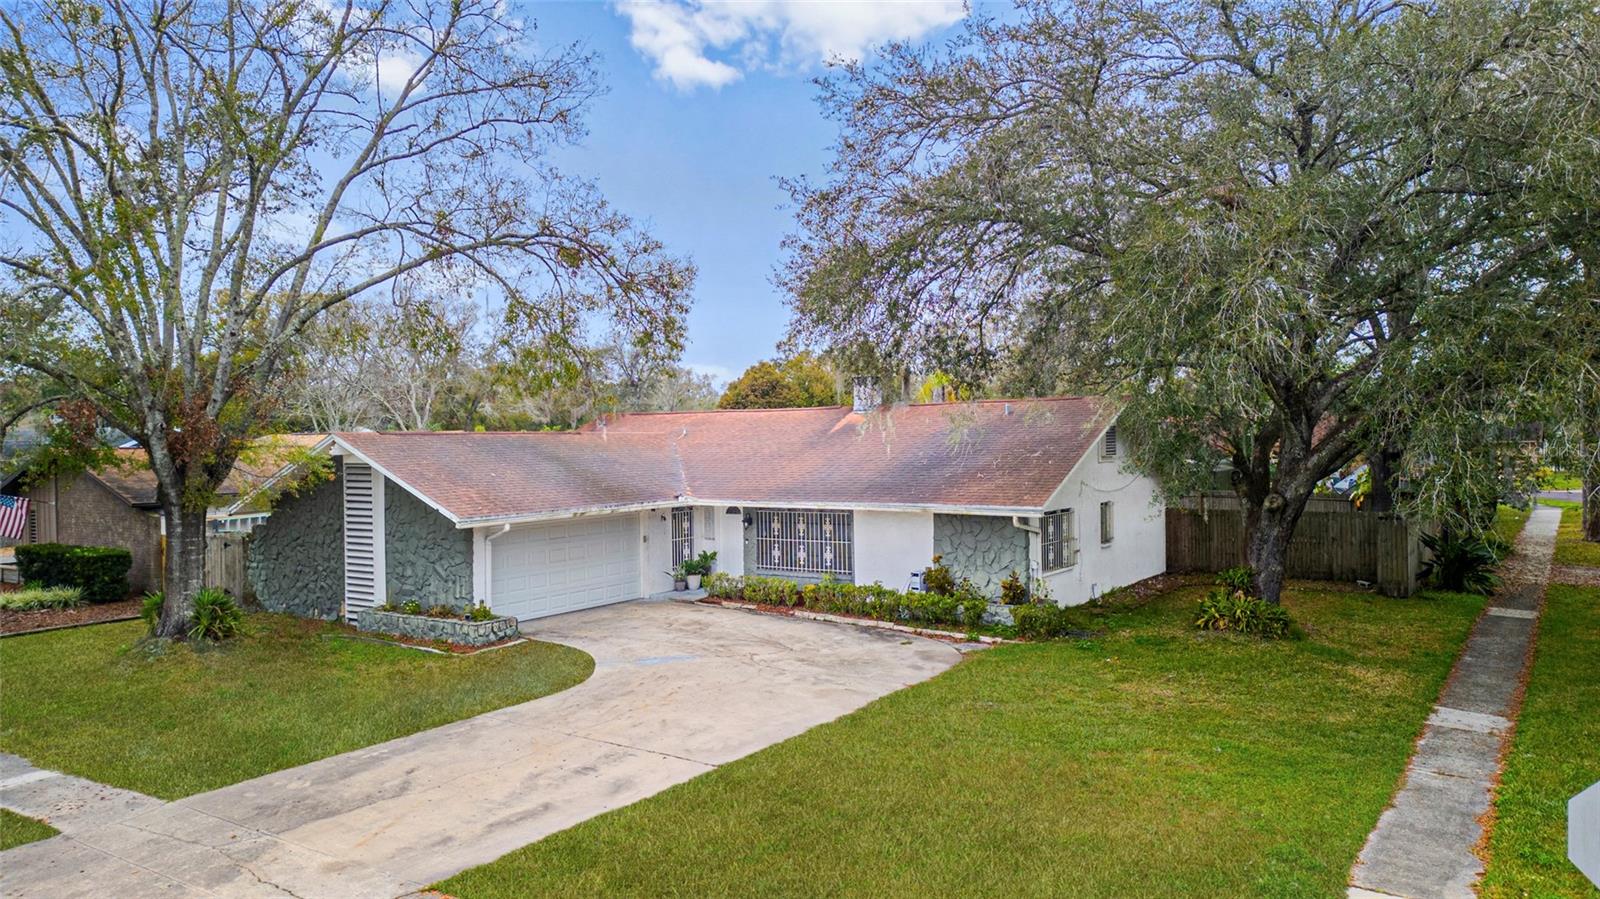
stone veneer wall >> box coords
[933,514,1030,599]
[355,608,518,647]
[248,461,344,619]
[384,479,473,609]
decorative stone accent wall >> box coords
[356,608,519,647]
[384,480,473,609]
[247,462,344,619]
[933,514,1030,599]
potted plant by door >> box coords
[682,551,717,590]
[670,565,688,591]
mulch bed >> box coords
[1,598,143,637]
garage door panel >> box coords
[492,514,641,621]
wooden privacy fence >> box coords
[1166,502,1426,597]
[160,534,253,600]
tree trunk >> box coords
[155,504,208,638]
[1367,444,1403,513]
[1584,473,1600,543]
[1245,490,1310,605]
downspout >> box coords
[483,523,512,609]
[1011,515,1039,534]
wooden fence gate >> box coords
[204,534,252,600]
[161,534,253,600]
[1166,501,1426,596]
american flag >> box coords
[0,495,28,541]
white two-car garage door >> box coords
[491,514,641,621]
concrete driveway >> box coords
[0,600,960,898]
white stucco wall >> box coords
[707,505,745,576]
[853,509,934,590]
[1034,426,1166,606]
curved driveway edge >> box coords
[0,600,961,898]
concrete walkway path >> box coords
[0,600,960,898]
[1348,506,1560,899]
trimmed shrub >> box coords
[710,572,1000,634]
[1194,588,1293,638]
[14,543,132,603]
[922,554,955,595]
[188,588,243,641]
[743,575,802,607]
[1011,602,1081,640]
[0,585,84,611]
[702,572,742,599]
[1420,532,1502,594]
[999,570,1029,605]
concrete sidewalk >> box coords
[1348,506,1560,899]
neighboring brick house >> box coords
[2,436,323,595]
[5,464,164,593]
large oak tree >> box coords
[0,0,692,635]
[784,0,1596,602]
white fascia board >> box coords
[322,435,461,525]
[453,497,1045,530]
[454,501,671,530]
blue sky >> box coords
[526,2,971,386]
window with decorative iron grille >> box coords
[754,509,852,576]
[671,506,693,567]
[1042,509,1078,572]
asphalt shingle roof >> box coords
[336,397,1114,524]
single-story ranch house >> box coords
[247,396,1166,622]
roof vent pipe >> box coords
[851,377,881,414]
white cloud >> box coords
[614,0,966,90]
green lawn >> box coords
[1495,504,1532,549]
[0,614,593,799]
[438,585,1483,899]
[1547,503,1600,569]
[0,808,59,850]
[1540,472,1582,491]
[1480,584,1600,899]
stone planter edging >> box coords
[356,608,519,647]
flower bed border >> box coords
[356,607,520,647]
[697,597,1016,644]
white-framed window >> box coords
[671,506,693,567]
[1101,425,1119,459]
[1099,501,1115,545]
[1042,509,1078,572]
[700,506,716,542]
[754,509,852,576]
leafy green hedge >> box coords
[703,573,987,631]
[13,544,133,603]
